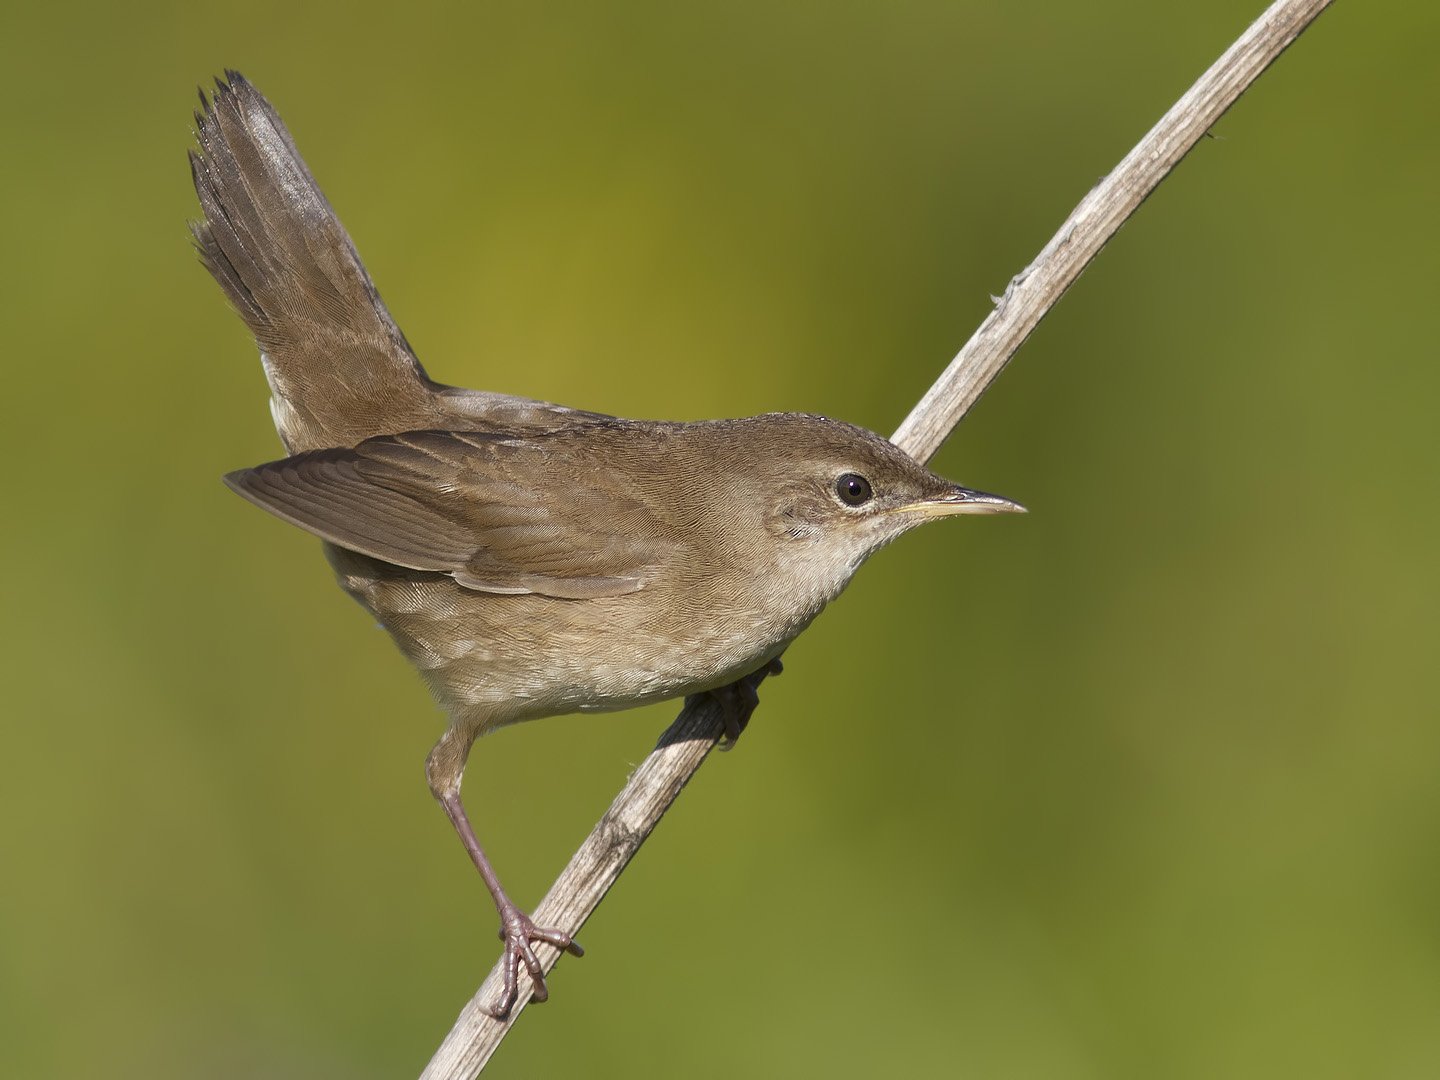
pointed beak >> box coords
[897,484,1027,518]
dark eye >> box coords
[835,473,873,506]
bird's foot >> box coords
[692,657,784,751]
[486,905,584,1020]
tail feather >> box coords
[191,71,434,451]
[193,72,609,453]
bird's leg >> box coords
[691,657,784,750]
[425,724,584,1020]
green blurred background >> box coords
[3,2,1436,1076]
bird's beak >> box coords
[896,485,1028,517]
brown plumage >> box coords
[195,72,1022,1018]
[189,70,600,451]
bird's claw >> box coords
[697,657,784,750]
[486,908,584,1020]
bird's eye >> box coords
[835,473,873,507]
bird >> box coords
[190,71,1023,1018]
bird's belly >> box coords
[326,546,824,725]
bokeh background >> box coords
[3,2,1436,1076]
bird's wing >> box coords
[224,430,662,599]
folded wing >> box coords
[225,430,661,599]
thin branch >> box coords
[891,0,1332,463]
[421,0,1333,1074]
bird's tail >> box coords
[190,71,435,451]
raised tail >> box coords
[193,72,612,452]
[191,71,439,451]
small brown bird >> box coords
[192,71,1023,1018]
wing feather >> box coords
[225,430,661,598]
